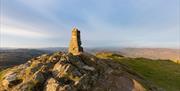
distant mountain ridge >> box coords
[0,48,179,69]
[0,49,46,68]
[86,48,180,62]
[120,48,180,62]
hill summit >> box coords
[0,28,148,91]
[0,52,148,91]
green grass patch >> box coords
[96,52,124,59]
[96,53,180,91]
[119,58,180,91]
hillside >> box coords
[96,52,180,91]
[120,48,180,63]
[89,48,180,63]
[0,52,154,91]
[0,49,47,68]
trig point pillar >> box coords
[68,27,83,55]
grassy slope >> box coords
[96,53,180,91]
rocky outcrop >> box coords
[0,52,148,91]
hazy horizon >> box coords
[0,0,179,48]
[0,46,179,50]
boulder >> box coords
[32,71,45,84]
[2,72,22,88]
[44,78,60,91]
[12,81,35,91]
[59,85,74,91]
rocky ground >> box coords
[0,52,154,91]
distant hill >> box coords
[38,47,67,53]
[0,49,47,68]
[87,48,180,63]
[0,48,179,69]
[120,48,180,63]
[0,47,69,69]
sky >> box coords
[0,0,179,48]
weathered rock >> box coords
[13,81,35,91]
[32,71,45,84]
[0,52,149,91]
[52,61,72,78]
[82,65,95,71]
[59,85,74,91]
[44,78,60,91]
[2,72,22,88]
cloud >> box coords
[16,0,60,10]
[0,24,50,38]
[15,0,67,29]
[0,0,179,48]
[81,15,179,48]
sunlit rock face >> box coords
[0,52,147,91]
[68,28,83,55]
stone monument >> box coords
[68,27,83,55]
